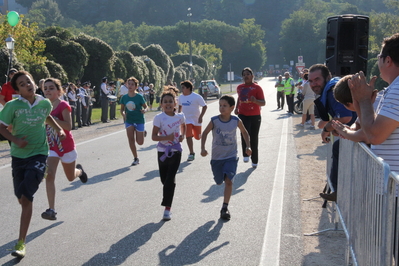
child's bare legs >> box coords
[45,157,60,210]
[223,176,233,204]
[18,195,32,242]
[301,113,307,125]
[62,161,82,182]
[126,126,138,158]
[136,130,145,145]
[186,137,194,154]
[310,114,315,126]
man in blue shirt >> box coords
[308,64,357,201]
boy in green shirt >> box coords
[0,71,65,258]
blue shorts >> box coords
[12,154,47,202]
[125,122,145,132]
[210,157,238,185]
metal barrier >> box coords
[337,139,392,265]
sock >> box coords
[165,206,171,211]
[222,203,228,210]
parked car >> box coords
[198,80,222,99]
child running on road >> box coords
[152,87,186,220]
[0,71,66,258]
[120,77,148,166]
[201,95,252,220]
[41,78,88,221]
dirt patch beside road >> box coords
[292,115,347,265]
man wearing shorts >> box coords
[178,80,207,161]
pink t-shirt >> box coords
[49,100,75,156]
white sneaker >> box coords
[243,157,249,163]
[163,210,171,221]
[252,163,258,168]
[296,123,304,127]
[131,158,139,166]
[305,120,312,125]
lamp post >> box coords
[187,7,192,80]
[5,35,15,82]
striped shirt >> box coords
[372,76,399,172]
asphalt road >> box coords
[0,78,303,265]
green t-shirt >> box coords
[120,93,146,124]
[0,95,52,158]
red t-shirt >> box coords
[236,83,264,116]
[0,82,16,102]
[49,100,75,156]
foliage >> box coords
[25,0,63,28]
[175,41,222,72]
[143,44,174,83]
[128,43,145,56]
[115,51,138,80]
[73,33,114,90]
[27,63,50,83]
[0,14,46,70]
[42,36,88,82]
[45,60,68,83]
[109,55,126,83]
[40,26,74,40]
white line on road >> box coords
[259,117,288,266]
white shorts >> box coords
[48,149,78,164]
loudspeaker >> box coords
[326,14,369,76]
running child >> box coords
[201,95,252,220]
[152,87,186,220]
[0,71,66,258]
[41,78,88,221]
[120,77,148,166]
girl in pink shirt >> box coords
[41,78,88,221]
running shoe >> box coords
[132,158,140,166]
[163,210,172,221]
[41,209,57,220]
[243,157,249,163]
[309,125,316,130]
[11,240,25,258]
[296,123,304,127]
[252,163,258,168]
[220,208,231,220]
[76,164,88,183]
[187,154,195,161]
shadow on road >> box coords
[62,166,131,191]
[82,221,164,266]
[158,220,229,265]
[0,221,63,264]
[201,167,255,203]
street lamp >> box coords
[5,35,15,82]
[187,7,192,80]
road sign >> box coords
[296,65,305,73]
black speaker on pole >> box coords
[326,14,369,76]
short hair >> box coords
[220,94,235,107]
[381,33,399,67]
[309,64,331,82]
[160,88,177,104]
[127,77,139,87]
[333,75,352,105]
[10,71,34,92]
[163,85,179,95]
[180,80,193,91]
[242,67,253,76]
[44,78,63,93]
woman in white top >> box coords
[297,72,316,129]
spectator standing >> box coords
[86,82,94,125]
[100,77,110,123]
[235,67,265,168]
[109,82,117,120]
[67,83,78,130]
[283,72,295,115]
[178,80,208,161]
[0,68,18,105]
[296,72,316,129]
[148,83,155,111]
[201,95,252,220]
[275,75,285,109]
[80,82,90,126]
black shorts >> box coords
[12,154,47,202]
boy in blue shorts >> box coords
[201,95,252,220]
[0,71,65,258]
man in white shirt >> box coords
[178,80,207,161]
[100,77,110,123]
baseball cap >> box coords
[8,68,17,75]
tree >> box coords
[143,44,174,83]
[25,0,64,28]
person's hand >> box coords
[250,96,257,103]
[331,120,350,139]
[15,136,28,148]
[245,147,252,156]
[348,71,377,102]
[179,135,184,142]
[58,129,66,141]
[201,149,208,157]
[166,133,174,142]
[321,130,330,143]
